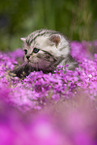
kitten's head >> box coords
[21,29,70,72]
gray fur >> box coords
[11,29,78,78]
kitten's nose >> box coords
[26,55,30,60]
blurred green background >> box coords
[0,0,97,51]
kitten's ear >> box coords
[49,35,60,46]
[20,37,26,42]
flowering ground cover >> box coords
[0,41,97,145]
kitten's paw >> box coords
[9,71,17,77]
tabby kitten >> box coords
[12,29,77,78]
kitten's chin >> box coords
[27,60,55,73]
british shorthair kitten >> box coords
[11,29,78,78]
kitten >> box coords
[11,29,78,78]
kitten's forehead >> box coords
[34,35,50,46]
[26,29,58,46]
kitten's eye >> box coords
[33,48,40,53]
[24,49,27,55]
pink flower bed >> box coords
[0,41,97,145]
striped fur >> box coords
[21,29,77,73]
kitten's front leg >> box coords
[9,63,35,78]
